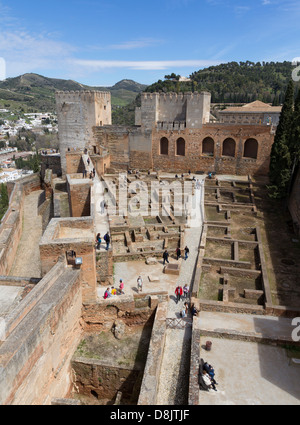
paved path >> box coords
[82,154,110,248]
[9,190,43,278]
[156,177,205,404]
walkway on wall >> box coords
[9,190,44,278]
[82,154,110,241]
[156,177,205,405]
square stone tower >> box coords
[56,90,112,175]
[135,91,211,130]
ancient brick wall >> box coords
[151,124,273,175]
[71,358,143,402]
[67,177,91,217]
[65,152,85,175]
[0,263,82,405]
[93,126,130,170]
[96,249,113,285]
[39,218,97,304]
[41,154,62,179]
[0,175,42,275]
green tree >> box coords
[268,80,295,198]
[290,89,300,161]
[0,183,9,220]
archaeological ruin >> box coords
[0,89,299,406]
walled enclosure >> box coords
[91,92,275,176]
[39,217,97,304]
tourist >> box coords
[203,362,218,385]
[175,285,183,304]
[104,232,110,250]
[163,250,169,265]
[137,276,143,293]
[100,200,105,214]
[202,370,217,391]
[183,284,189,299]
[176,247,181,260]
[180,305,186,318]
[184,246,190,260]
[87,158,90,166]
[96,233,101,250]
[93,168,96,178]
[83,169,87,178]
[180,302,189,318]
[119,279,125,295]
[191,304,198,316]
[111,287,117,296]
[104,288,111,300]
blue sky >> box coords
[0,0,300,86]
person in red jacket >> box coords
[175,285,183,304]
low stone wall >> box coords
[192,297,265,316]
[81,292,168,333]
[138,300,169,405]
[67,175,92,218]
[38,191,54,234]
[0,262,83,405]
[188,327,201,405]
[96,249,113,285]
[0,174,42,275]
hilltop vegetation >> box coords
[146,61,298,105]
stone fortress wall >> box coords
[135,91,211,129]
[54,88,275,177]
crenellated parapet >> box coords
[137,91,211,129]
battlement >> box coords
[55,90,111,103]
[141,91,211,101]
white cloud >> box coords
[72,59,220,71]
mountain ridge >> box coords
[0,73,148,112]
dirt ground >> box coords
[74,324,152,369]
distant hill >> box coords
[0,73,148,113]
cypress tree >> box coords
[0,183,9,220]
[269,79,294,198]
[290,89,300,161]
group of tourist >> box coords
[163,246,190,265]
[104,279,125,299]
[95,232,111,251]
[202,362,218,392]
